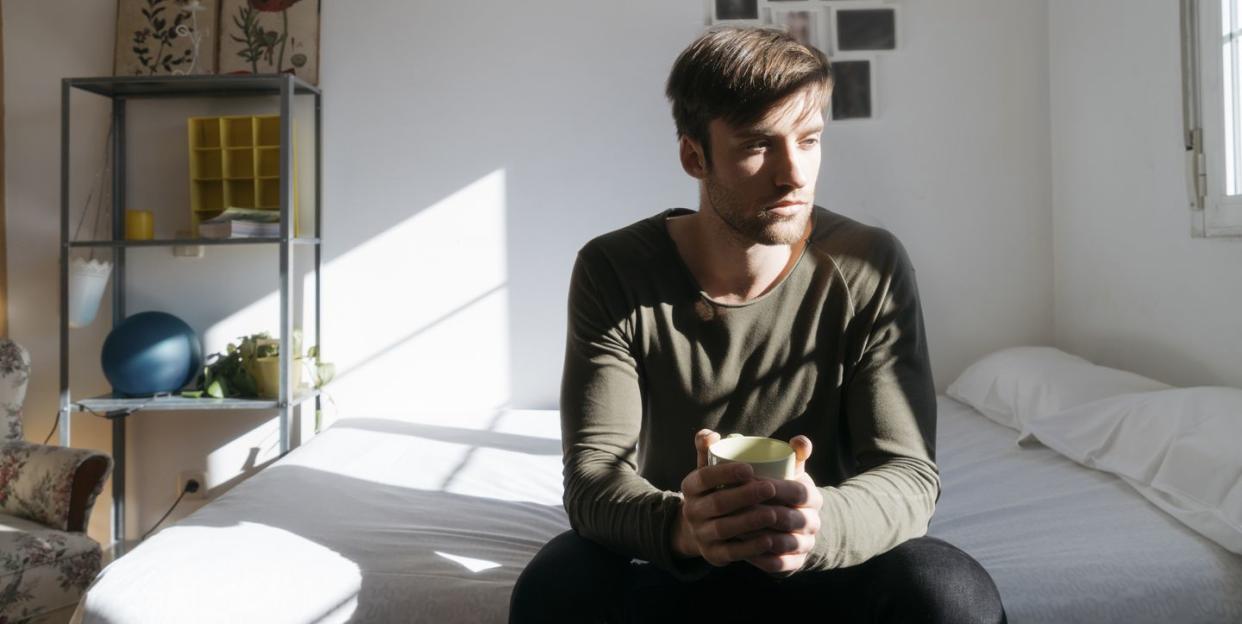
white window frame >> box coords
[1185,0,1242,236]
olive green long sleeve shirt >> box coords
[560,206,938,577]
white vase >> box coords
[68,257,113,328]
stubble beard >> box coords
[704,174,811,246]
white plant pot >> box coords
[68,257,113,328]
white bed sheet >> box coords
[74,399,1242,623]
[931,396,1242,623]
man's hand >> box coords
[671,429,783,567]
[746,435,823,575]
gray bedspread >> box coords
[77,399,1242,623]
[930,396,1242,623]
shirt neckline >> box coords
[657,207,815,309]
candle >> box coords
[125,210,154,240]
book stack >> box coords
[199,207,282,239]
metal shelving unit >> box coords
[58,75,323,551]
[68,237,321,248]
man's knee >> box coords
[509,530,625,624]
[869,536,1006,624]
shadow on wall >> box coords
[316,169,511,419]
[1063,325,1229,389]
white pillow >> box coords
[946,346,1170,431]
[1024,387,1242,554]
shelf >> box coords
[66,75,320,99]
[224,150,256,179]
[189,149,222,179]
[73,389,321,413]
[224,119,255,146]
[67,237,320,247]
[60,73,323,548]
[188,115,298,235]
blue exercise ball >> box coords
[101,311,202,396]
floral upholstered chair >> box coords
[0,340,112,623]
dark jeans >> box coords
[510,530,1007,624]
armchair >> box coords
[0,339,111,623]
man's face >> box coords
[699,88,823,246]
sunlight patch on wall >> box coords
[323,169,510,419]
[201,169,510,422]
[205,417,280,487]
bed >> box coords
[72,395,1242,623]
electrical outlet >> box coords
[177,471,207,500]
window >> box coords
[1184,0,1242,236]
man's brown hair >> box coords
[665,27,832,167]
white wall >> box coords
[825,0,1053,384]
[6,1,120,547]
[6,0,1053,543]
[1049,1,1242,388]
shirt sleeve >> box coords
[559,249,708,579]
[802,233,940,571]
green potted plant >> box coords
[185,330,334,400]
[249,334,299,399]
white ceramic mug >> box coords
[708,434,796,480]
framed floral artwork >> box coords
[114,0,219,76]
[218,0,320,85]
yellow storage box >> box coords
[187,115,299,236]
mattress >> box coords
[74,410,571,623]
[930,397,1242,623]
[74,398,1242,623]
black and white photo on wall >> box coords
[834,8,898,51]
[708,1,900,53]
[703,0,892,120]
[770,7,827,53]
[829,58,873,120]
[714,0,760,21]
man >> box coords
[511,27,1006,623]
